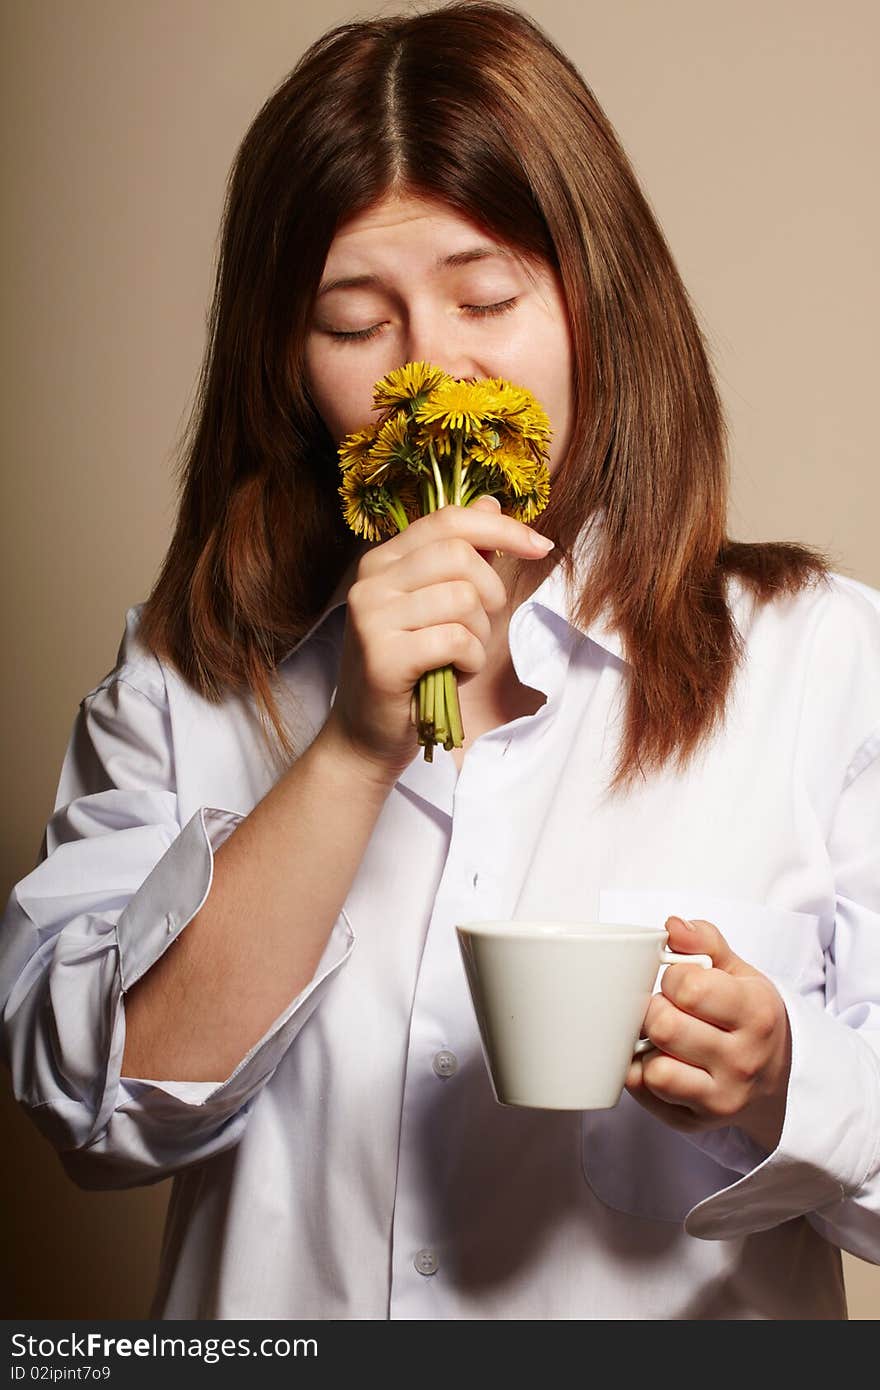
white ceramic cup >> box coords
[455,919,713,1110]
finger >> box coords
[641,993,728,1069]
[664,914,757,979]
[659,961,743,1030]
[471,496,505,567]
[362,502,554,575]
[625,1055,644,1090]
[378,542,508,618]
[387,580,493,649]
[638,1050,715,1113]
[625,1073,709,1132]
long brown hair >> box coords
[137,0,834,795]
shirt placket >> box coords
[389,612,566,1318]
[388,738,519,1316]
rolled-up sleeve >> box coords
[684,726,880,1260]
[0,669,355,1190]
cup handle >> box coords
[633,948,714,1056]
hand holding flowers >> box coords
[337,361,553,761]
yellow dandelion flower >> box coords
[411,416,497,461]
[466,443,538,502]
[412,379,497,434]
[337,424,380,472]
[504,462,551,524]
[369,412,431,479]
[513,402,553,447]
[338,457,410,542]
[372,361,451,413]
[477,379,534,418]
[476,377,553,450]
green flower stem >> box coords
[428,441,446,507]
[386,496,410,532]
[444,665,463,747]
[392,437,472,761]
[428,431,464,755]
[461,477,488,507]
[431,670,444,751]
[425,667,435,730]
[417,431,467,759]
[452,432,463,506]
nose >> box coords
[400,306,480,380]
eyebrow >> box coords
[316,246,514,297]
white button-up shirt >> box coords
[3,530,880,1320]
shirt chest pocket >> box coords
[580,888,824,1224]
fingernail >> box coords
[531,534,555,552]
[666,915,696,932]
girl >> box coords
[2,2,878,1319]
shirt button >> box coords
[414,1248,439,1276]
[432,1050,458,1078]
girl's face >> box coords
[304,191,574,475]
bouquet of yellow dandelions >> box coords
[337,360,552,762]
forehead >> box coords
[332,191,487,242]
[324,193,524,270]
[319,193,542,297]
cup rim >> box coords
[455,920,667,942]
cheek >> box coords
[532,358,573,472]
[536,322,574,458]
[500,311,571,402]
[304,343,375,442]
[513,343,573,452]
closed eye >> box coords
[324,297,520,343]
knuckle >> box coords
[672,971,704,1013]
[424,630,445,668]
[648,1003,677,1049]
[441,516,462,545]
[346,577,362,609]
[350,576,384,623]
[488,576,509,613]
[356,547,378,579]
[732,1052,761,1086]
[711,1090,743,1121]
[467,580,484,611]
[420,631,442,672]
[644,1053,676,1090]
[452,578,478,610]
[436,536,464,568]
[754,999,780,1042]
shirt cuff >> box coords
[114,805,356,1111]
[115,805,242,992]
[684,982,880,1239]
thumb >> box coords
[471,493,504,561]
[471,493,503,512]
[665,914,754,978]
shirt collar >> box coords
[526,514,627,666]
[278,542,370,667]
[279,516,628,669]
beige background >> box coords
[1,0,878,1319]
